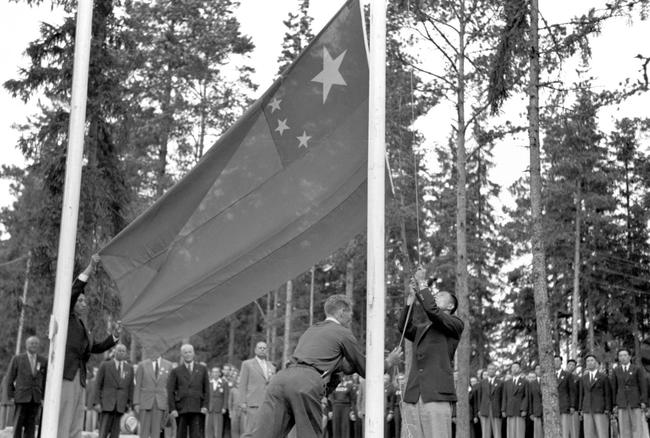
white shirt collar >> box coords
[325,316,341,325]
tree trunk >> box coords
[282,280,293,368]
[271,289,279,363]
[309,267,315,326]
[346,259,354,301]
[528,1,561,435]
[228,315,236,364]
[571,183,581,359]
[266,291,272,348]
[587,295,595,352]
[250,302,259,357]
[454,5,471,438]
[15,252,32,355]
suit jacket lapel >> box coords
[414,322,432,346]
[253,359,266,380]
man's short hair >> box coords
[438,291,458,314]
[324,294,352,317]
[511,361,521,367]
[554,355,563,360]
[584,353,599,363]
[617,348,631,356]
[567,358,577,365]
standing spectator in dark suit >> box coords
[398,269,464,438]
[59,255,121,438]
[502,362,528,438]
[469,376,481,438]
[555,355,578,438]
[566,359,581,437]
[329,375,354,438]
[476,363,503,438]
[251,294,401,438]
[94,344,134,438]
[206,366,229,438]
[0,373,15,430]
[527,367,543,438]
[393,373,405,438]
[384,374,396,438]
[611,348,647,438]
[5,336,47,438]
[578,354,611,438]
[167,344,209,438]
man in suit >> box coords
[611,348,647,438]
[167,344,209,438]
[228,372,242,438]
[502,362,528,438]
[527,367,543,438]
[206,366,229,438]
[5,336,47,438]
[579,354,611,438]
[239,341,275,438]
[134,353,173,438]
[555,355,578,438]
[251,294,401,438]
[59,255,121,438]
[475,363,503,438]
[398,268,464,438]
[94,344,134,438]
[329,375,354,438]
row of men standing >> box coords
[470,349,648,438]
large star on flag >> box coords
[311,47,348,104]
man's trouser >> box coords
[58,371,85,438]
[401,397,452,438]
[531,416,543,438]
[206,412,224,438]
[251,365,324,438]
[138,400,166,438]
[479,413,502,438]
[618,407,646,438]
[582,413,609,438]
[506,416,525,438]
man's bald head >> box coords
[435,291,458,314]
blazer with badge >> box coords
[167,362,210,414]
[134,358,172,411]
[476,378,503,418]
[502,376,528,417]
[94,359,135,413]
[6,353,47,404]
[65,277,117,386]
[528,379,543,417]
[208,377,229,413]
[397,286,464,404]
[611,364,647,409]
[239,357,275,408]
[579,371,611,414]
[557,370,577,413]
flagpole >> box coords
[365,0,387,436]
[41,0,94,436]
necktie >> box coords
[119,362,124,379]
[154,360,159,378]
[29,355,36,374]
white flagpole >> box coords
[41,0,94,436]
[365,0,387,436]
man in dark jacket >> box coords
[555,356,578,438]
[94,344,134,438]
[398,268,464,438]
[611,348,647,438]
[527,367,543,438]
[5,336,47,438]
[578,354,611,438]
[475,363,503,438]
[59,255,121,438]
[502,362,528,438]
[167,344,210,438]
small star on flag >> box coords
[275,119,289,136]
[311,47,348,104]
[297,131,312,148]
[268,97,281,113]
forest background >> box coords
[0,0,649,435]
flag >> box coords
[99,0,368,353]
